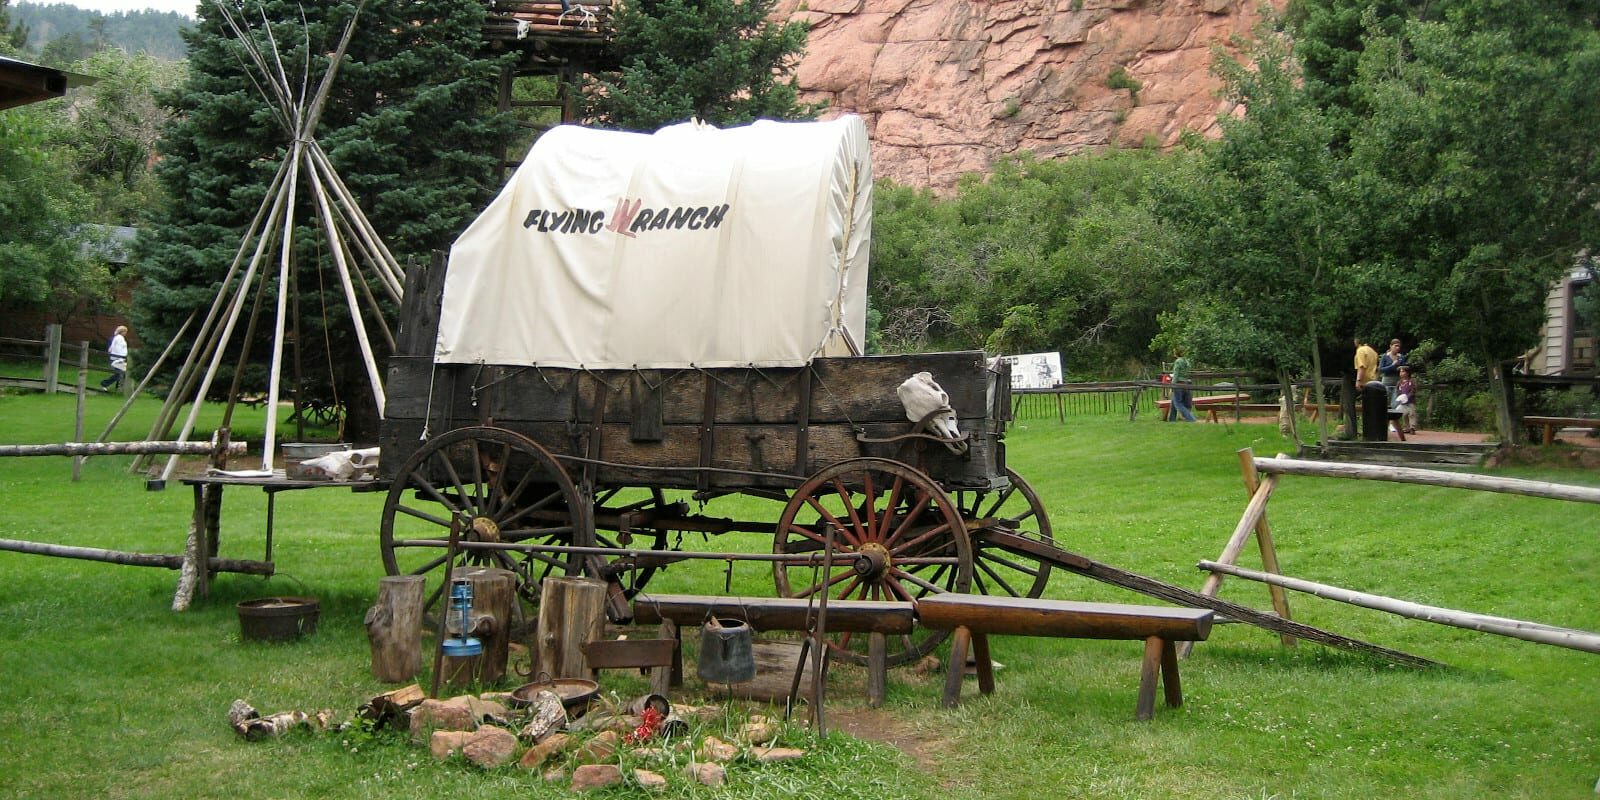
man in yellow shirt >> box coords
[1353,336,1379,385]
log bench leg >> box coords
[868,632,887,708]
[942,626,971,708]
[1137,636,1162,721]
[1136,636,1183,721]
[941,628,994,708]
[1160,638,1182,709]
[659,619,683,689]
[971,632,995,695]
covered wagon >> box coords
[378,116,1053,665]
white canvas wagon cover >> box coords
[434,115,872,369]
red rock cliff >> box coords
[775,0,1277,190]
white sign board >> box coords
[1001,352,1063,390]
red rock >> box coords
[571,764,623,791]
[574,730,620,765]
[633,769,668,792]
[429,730,473,760]
[409,697,475,741]
[769,0,1285,192]
[684,761,727,787]
[518,732,573,769]
[463,726,519,769]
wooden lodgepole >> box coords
[133,159,292,475]
[1238,448,1295,647]
[1252,456,1600,505]
[0,538,272,574]
[1198,560,1600,655]
[1176,457,1280,658]
[0,441,246,458]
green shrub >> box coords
[1105,66,1142,104]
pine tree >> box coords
[136,0,515,440]
[583,0,819,130]
[0,0,29,53]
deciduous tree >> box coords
[1342,0,1600,438]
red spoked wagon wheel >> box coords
[952,467,1054,598]
[380,426,590,613]
[773,457,972,667]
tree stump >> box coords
[366,575,426,682]
[536,576,606,679]
[441,568,516,688]
[467,567,516,685]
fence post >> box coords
[73,342,88,481]
[42,323,62,394]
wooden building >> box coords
[482,0,619,177]
[1527,261,1597,377]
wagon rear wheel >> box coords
[380,426,589,615]
[953,468,1054,598]
[773,457,972,667]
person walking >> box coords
[99,325,129,392]
[1379,339,1406,405]
[1168,347,1197,423]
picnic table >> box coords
[1523,415,1600,445]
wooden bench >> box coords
[915,594,1214,720]
[1202,403,1282,423]
[1156,393,1247,422]
[632,593,916,706]
[1523,415,1600,445]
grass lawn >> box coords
[0,388,1595,799]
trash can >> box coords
[1361,382,1389,441]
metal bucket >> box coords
[696,617,756,684]
[237,596,319,642]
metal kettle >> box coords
[696,617,756,684]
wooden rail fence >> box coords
[1185,447,1599,659]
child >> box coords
[1394,365,1419,434]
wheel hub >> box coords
[470,516,501,542]
[853,542,891,579]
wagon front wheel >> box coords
[379,426,588,615]
[773,457,972,667]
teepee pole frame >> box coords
[137,0,406,483]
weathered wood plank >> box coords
[385,353,997,427]
[915,594,1214,641]
[633,594,916,634]
[392,251,447,359]
[380,416,1003,490]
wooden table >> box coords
[1523,415,1600,445]
[175,474,383,608]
